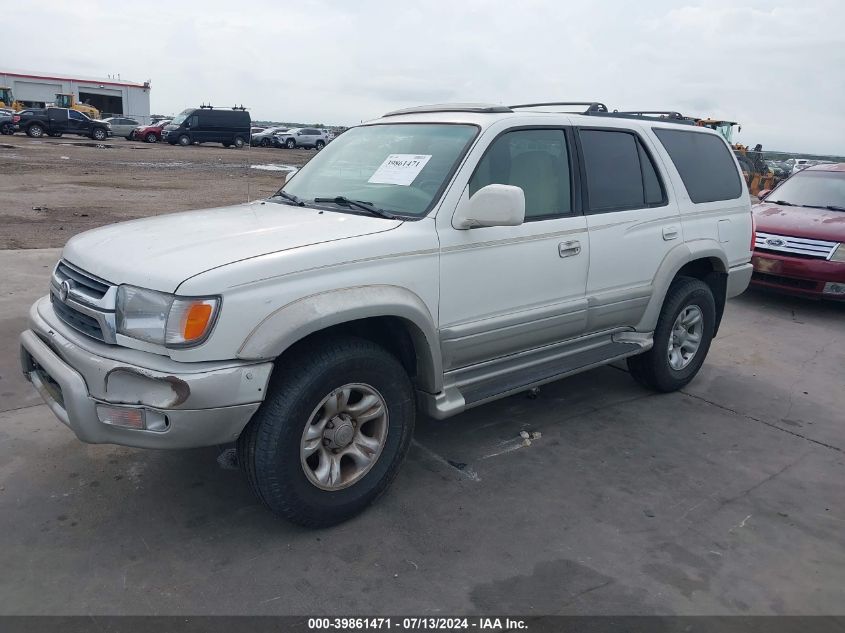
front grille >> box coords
[753,272,818,290]
[754,231,838,260]
[54,261,109,301]
[51,293,106,341]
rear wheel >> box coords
[145,133,157,143]
[233,136,245,149]
[0,123,13,135]
[26,124,44,138]
[627,276,716,392]
[238,337,415,527]
[178,134,191,146]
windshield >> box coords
[714,123,734,144]
[281,123,478,216]
[171,110,191,125]
[768,170,845,208]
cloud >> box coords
[0,0,842,153]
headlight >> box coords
[831,244,845,262]
[116,285,220,347]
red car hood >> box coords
[753,202,845,242]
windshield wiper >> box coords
[270,190,304,206]
[313,196,399,220]
[768,199,794,206]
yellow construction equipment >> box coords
[0,86,24,111]
[54,93,100,119]
[694,118,780,196]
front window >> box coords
[714,122,734,144]
[767,171,845,209]
[171,110,191,125]
[281,123,478,216]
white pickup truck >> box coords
[20,102,753,526]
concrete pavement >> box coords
[0,249,843,615]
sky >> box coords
[1,0,842,154]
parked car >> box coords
[132,119,171,143]
[162,107,251,147]
[252,126,289,147]
[17,107,110,140]
[275,127,328,150]
[20,101,752,527]
[751,163,845,300]
[0,109,15,135]
[102,117,140,139]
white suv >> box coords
[20,101,753,526]
[276,127,328,150]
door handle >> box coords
[662,226,679,241]
[558,240,582,258]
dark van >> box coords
[162,106,251,148]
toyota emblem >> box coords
[766,238,785,247]
[59,280,73,302]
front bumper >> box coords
[751,251,845,300]
[19,297,273,449]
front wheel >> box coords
[0,123,13,135]
[91,128,107,141]
[145,133,157,143]
[260,138,270,147]
[627,276,716,392]
[315,140,325,150]
[238,337,415,527]
[285,138,296,149]
[178,134,191,146]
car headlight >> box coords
[831,244,845,262]
[116,285,220,347]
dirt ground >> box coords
[0,134,316,249]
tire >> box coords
[0,123,13,135]
[178,134,191,146]
[91,127,107,141]
[238,336,415,527]
[145,133,157,143]
[222,142,231,148]
[26,123,44,138]
[315,140,325,150]
[233,136,245,149]
[285,138,296,149]
[260,138,270,147]
[627,276,716,392]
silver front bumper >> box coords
[20,297,273,449]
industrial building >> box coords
[0,69,151,122]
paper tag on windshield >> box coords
[368,154,432,186]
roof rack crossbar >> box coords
[508,102,608,114]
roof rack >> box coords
[585,109,696,126]
[383,103,512,117]
[509,101,608,114]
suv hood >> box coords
[62,201,402,292]
[753,202,845,242]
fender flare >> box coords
[237,285,443,393]
[636,240,728,332]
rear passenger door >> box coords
[577,126,680,331]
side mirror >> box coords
[453,184,525,229]
[757,189,771,200]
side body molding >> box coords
[237,285,443,393]
[635,240,728,332]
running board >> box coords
[419,331,652,419]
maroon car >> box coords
[132,119,171,143]
[751,163,845,300]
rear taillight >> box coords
[750,212,756,251]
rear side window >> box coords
[653,128,742,203]
[579,129,666,212]
[469,129,572,220]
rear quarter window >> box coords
[653,128,742,203]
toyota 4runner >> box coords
[20,102,753,527]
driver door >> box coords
[437,127,589,371]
